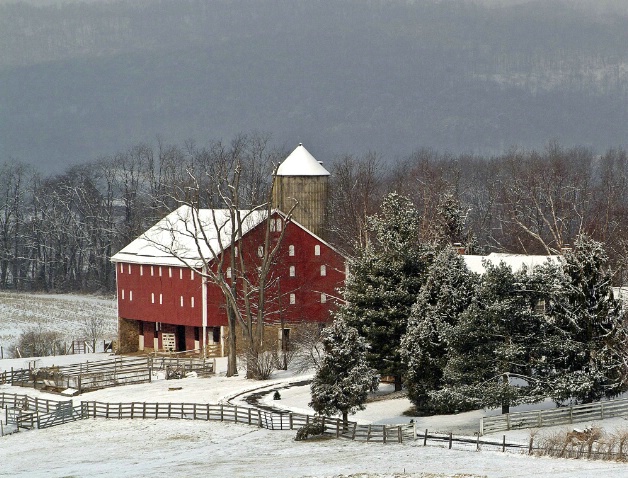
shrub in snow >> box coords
[295,422,326,441]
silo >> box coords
[272,144,330,239]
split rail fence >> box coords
[0,355,215,394]
[480,397,628,435]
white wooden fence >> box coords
[480,398,628,435]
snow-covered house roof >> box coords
[111,205,268,267]
[462,253,562,275]
[275,143,330,176]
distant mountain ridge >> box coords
[1,0,627,171]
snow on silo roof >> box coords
[275,143,330,176]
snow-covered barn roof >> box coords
[111,205,268,267]
[111,204,346,267]
[275,143,330,177]
[462,253,562,275]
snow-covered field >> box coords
[2,292,628,476]
[3,354,628,477]
[0,292,117,356]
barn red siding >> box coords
[116,263,203,327]
[115,212,345,334]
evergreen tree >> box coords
[338,193,433,390]
[400,247,479,413]
[309,319,379,425]
[545,235,628,403]
[432,262,549,413]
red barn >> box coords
[111,144,346,355]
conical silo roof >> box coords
[275,143,330,176]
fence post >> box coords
[506,413,511,430]
[383,425,387,444]
[248,408,251,425]
[351,422,357,440]
[398,426,402,443]
[220,404,224,421]
[601,402,605,420]
[529,436,534,455]
[366,424,371,442]
[449,432,453,449]
[424,429,428,446]
[289,413,293,430]
[476,433,480,451]
[479,417,483,436]
[257,409,262,428]
[502,435,506,452]
[234,406,238,423]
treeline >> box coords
[2,135,628,292]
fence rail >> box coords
[0,355,215,394]
[480,398,628,435]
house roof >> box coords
[111,206,268,267]
[462,252,562,275]
[111,204,346,267]
[275,143,330,177]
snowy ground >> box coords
[3,354,628,477]
[0,291,117,356]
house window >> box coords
[140,265,143,276]
[289,293,295,305]
[289,265,295,277]
[151,293,155,304]
[321,293,327,304]
[289,245,295,256]
[129,290,133,301]
[314,245,320,256]
[320,265,326,276]
[258,246,264,258]
[191,297,195,308]
[180,296,184,307]
[226,267,232,279]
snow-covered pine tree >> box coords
[544,235,628,403]
[432,262,549,413]
[400,246,479,413]
[338,192,432,390]
[309,318,379,425]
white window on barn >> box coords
[191,296,195,308]
[321,293,327,304]
[276,218,282,232]
[179,269,183,280]
[159,293,163,305]
[180,296,184,307]
[169,267,172,278]
[159,266,162,277]
[320,265,326,276]
[120,263,123,273]
[226,267,232,279]
[258,246,264,257]
[151,266,154,276]
[121,289,125,300]
[289,265,295,277]
[270,219,276,232]
[289,293,295,305]
[190,269,195,280]
[140,265,143,276]
[129,290,133,301]
[235,246,239,258]
[151,293,155,304]
[314,245,320,256]
[289,245,295,256]
[128,264,132,274]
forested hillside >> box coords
[1,0,627,171]
[2,135,628,293]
